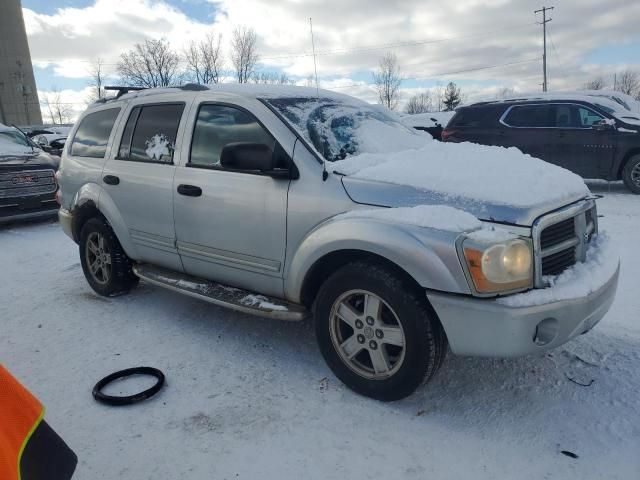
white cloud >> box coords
[23,0,640,118]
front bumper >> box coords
[427,263,619,357]
[58,208,74,240]
[0,194,58,224]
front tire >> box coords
[79,217,138,296]
[314,261,447,401]
[622,154,640,194]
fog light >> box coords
[533,318,558,346]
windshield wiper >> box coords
[10,124,35,153]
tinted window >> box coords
[449,107,492,128]
[119,103,184,163]
[71,108,120,158]
[117,106,140,158]
[577,106,604,127]
[190,105,276,167]
[503,105,553,128]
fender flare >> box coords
[71,183,138,259]
[285,216,471,303]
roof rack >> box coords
[104,86,147,98]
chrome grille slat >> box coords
[0,169,56,198]
[532,200,598,287]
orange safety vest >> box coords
[0,364,45,480]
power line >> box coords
[260,22,538,60]
[328,57,541,90]
[32,21,538,66]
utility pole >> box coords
[535,6,554,92]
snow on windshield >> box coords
[0,131,35,156]
[266,97,428,161]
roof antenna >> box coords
[309,17,329,182]
[310,17,328,181]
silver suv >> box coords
[58,84,619,400]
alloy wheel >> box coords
[85,231,112,285]
[329,289,406,380]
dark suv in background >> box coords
[443,94,640,193]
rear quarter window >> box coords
[70,108,120,158]
[449,108,494,128]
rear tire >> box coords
[622,154,640,194]
[79,217,138,296]
[314,261,447,401]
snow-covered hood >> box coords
[334,142,590,226]
[0,150,59,169]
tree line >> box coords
[87,27,293,103]
[583,70,640,100]
[372,52,463,113]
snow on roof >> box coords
[112,83,364,105]
[470,90,640,125]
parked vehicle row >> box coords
[443,92,640,193]
[0,123,59,224]
[56,85,618,400]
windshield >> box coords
[265,97,427,161]
[0,130,32,147]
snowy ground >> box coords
[1,181,639,479]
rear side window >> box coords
[503,105,554,128]
[118,103,185,163]
[70,108,120,158]
[189,104,276,168]
[449,108,492,128]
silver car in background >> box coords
[57,85,619,400]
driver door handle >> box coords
[177,184,202,197]
[103,175,119,185]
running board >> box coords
[132,264,308,321]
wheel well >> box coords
[72,201,103,242]
[300,249,424,308]
[617,148,640,179]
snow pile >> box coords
[331,141,589,207]
[240,294,288,311]
[498,233,619,307]
[400,111,456,128]
[338,205,482,232]
[145,134,172,161]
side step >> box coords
[132,264,308,321]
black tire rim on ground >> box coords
[92,367,165,406]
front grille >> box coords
[542,247,576,275]
[535,201,598,284]
[540,217,575,250]
[0,169,56,199]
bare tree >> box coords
[230,27,259,83]
[251,71,294,85]
[495,86,516,99]
[185,33,223,84]
[583,77,605,90]
[86,58,106,104]
[117,38,181,88]
[615,69,640,97]
[404,92,432,114]
[42,88,73,124]
[373,52,402,110]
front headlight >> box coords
[461,235,533,294]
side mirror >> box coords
[36,136,48,147]
[220,142,275,172]
[220,142,295,179]
[593,119,615,131]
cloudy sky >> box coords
[22,0,640,121]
